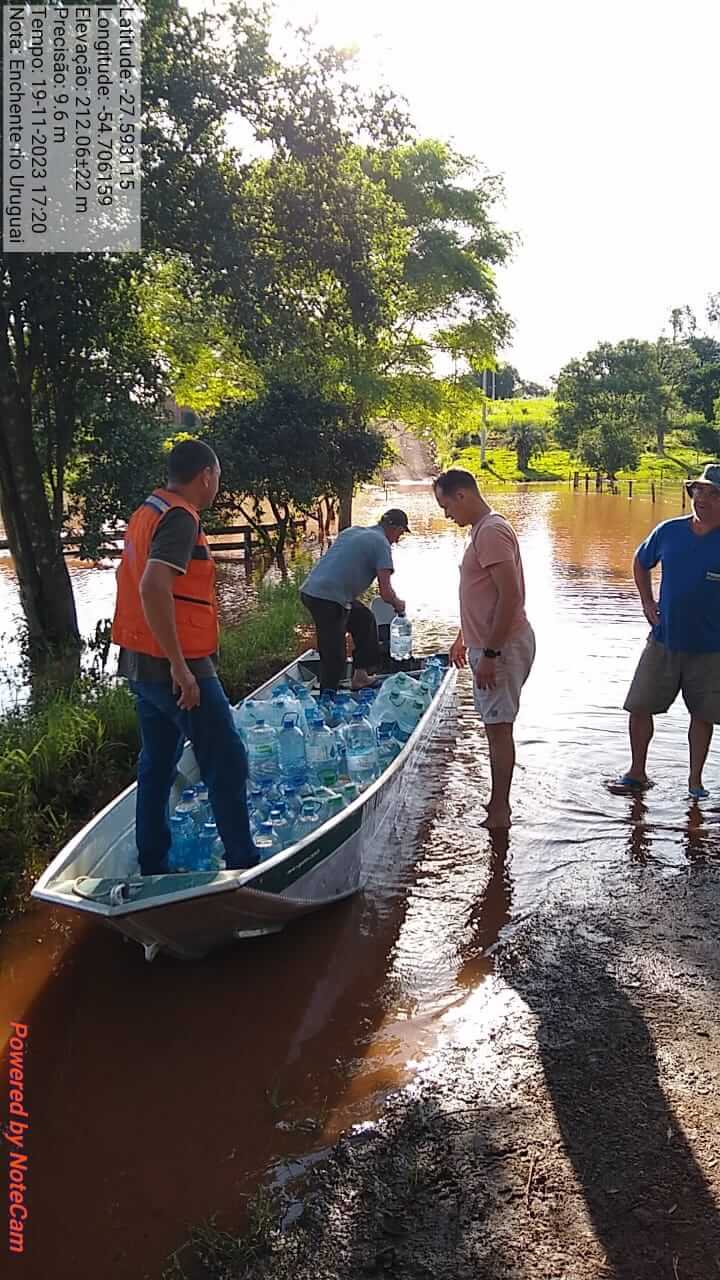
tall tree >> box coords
[0,0,273,656]
[207,384,388,557]
[555,339,669,455]
[507,421,549,472]
[679,337,720,423]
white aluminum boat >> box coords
[32,651,455,961]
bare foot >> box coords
[482,807,512,829]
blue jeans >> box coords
[129,677,257,874]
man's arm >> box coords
[139,562,200,709]
[633,554,660,627]
[377,568,405,616]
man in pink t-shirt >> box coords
[434,468,536,828]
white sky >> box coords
[189,0,720,383]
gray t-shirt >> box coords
[117,506,218,682]
[300,524,394,606]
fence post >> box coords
[584,472,589,492]
[595,471,602,492]
[628,480,633,498]
[681,484,686,511]
[243,528,252,567]
[651,482,656,503]
[573,470,579,489]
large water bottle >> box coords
[254,821,282,860]
[334,692,357,722]
[333,723,348,775]
[277,714,308,787]
[369,685,407,730]
[411,679,431,712]
[268,805,294,849]
[355,687,378,708]
[247,783,269,822]
[389,671,417,696]
[306,716,340,787]
[279,782,303,820]
[318,690,342,728]
[422,657,444,693]
[291,681,318,719]
[193,780,212,828]
[246,718,279,784]
[377,722,401,770]
[293,798,323,842]
[234,698,266,745]
[390,614,413,661]
[168,812,196,872]
[197,821,225,871]
[176,786,200,824]
[268,686,307,732]
[345,708,380,789]
[396,694,427,739]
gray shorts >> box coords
[624,636,720,722]
[468,624,536,725]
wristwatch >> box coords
[482,647,501,659]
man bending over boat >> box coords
[434,469,536,829]
[112,440,258,875]
[300,509,410,691]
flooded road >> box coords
[2,482,717,1280]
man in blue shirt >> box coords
[300,510,409,691]
[620,464,720,798]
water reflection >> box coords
[3,482,719,1279]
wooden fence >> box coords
[571,471,691,504]
[0,518,308,562]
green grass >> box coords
[0,562,314,919]
[484,396,556,429]
[453,434,706,490]
[217,562,312,704]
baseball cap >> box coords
[381,508,411,533]
[685,463,720,497]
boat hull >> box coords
[32,652,455,959]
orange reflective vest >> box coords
[111,489,219,659]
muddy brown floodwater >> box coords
[3,482,720,1280]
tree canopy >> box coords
[0,0,514,655]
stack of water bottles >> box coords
[167,780,226,874]
[232,655,445,862]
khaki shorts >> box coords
[624,636,720,722]
[468,624,536,725]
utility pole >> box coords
[479,368,490,466]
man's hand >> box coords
[449,634,467,668]
[641,598,660,627]
[474,656,498,690]
[394,597,406,616]
[171,660,200,710]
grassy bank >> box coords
[484,395,556,429]
[453,434,703,489]
[0,567,312,919]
